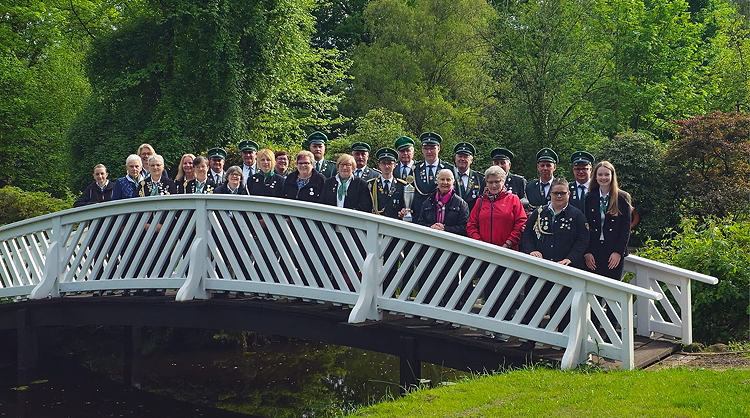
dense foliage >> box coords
[0,186,72,226]
[637,217,750,343]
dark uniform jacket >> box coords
[454,169,485,212]
[568,181,590,212]
[354,166,380,181]
[74,181,114,207]
[282,170,326,202]
[247,172,285,197]
[505,173,526,199]
[394,162,415,181]
[369,177,406,219]
[411,159,455,220]
[584,192,631,259]
[184,177,218,194]
[522,204,589,269]
[524,179,553,209]
[314,159,337,178]
[417,193,469,236]
[137,176,177,196]
[320,176,373,212]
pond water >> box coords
[0,327,468,417]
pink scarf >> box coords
[435,188,454,223]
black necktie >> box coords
[384,179,390,191]
[579,184,586,200]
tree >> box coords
[344,0,497,140]
[668,111,750,218]
[68,0,349,191]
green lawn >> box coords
[348,368,750,417]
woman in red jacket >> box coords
[467,166,527,250]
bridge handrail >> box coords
[0,195,713,369]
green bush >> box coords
[637,217,750,344]
[0,186,72,226]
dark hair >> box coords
[193,156,209,167]
[550,177,569,188]
[275,150,288,158]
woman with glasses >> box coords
[583,161,632,280]
[320,154,372,212]
[282,150,325,202]
[248,149,285,197]
[213,166,248,195]
[184,156,216,194]
[467,166,527,249]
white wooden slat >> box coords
[269,216,311,287]
[425,254,467,307]
[448,258,483,310]
[61,222,88,271]
[228,212,266,282]
[258,213,303,286]
[478,268,518,318]
[527,282,566,329]
[112,212,149,279]
[337,225,366,269]
[70,218,108,282]
[131,211,169,278]
[380,238,407,286]
[546,290,574,333]
[397,246,438,302]
[63,221,97,282]
[412,249,451,305]
[288,217,333,289]
[0,243,17,288]
[209,210,250,281]
[317,222,361,292]
[8,238,32,287]
[313,222,356,292]
[511,277,546,325]
[22,234,45,281]
[149,210,188,278]
[650,281,681,325]
[166,214,197,279]
[205,211,233,279]
[17,235,43,284]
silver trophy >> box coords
[403,178,415,222]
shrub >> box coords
[637,217,750,343]
[0,186,72,226]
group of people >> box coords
[75,132,633,320]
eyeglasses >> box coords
[297,162,311,166]
[486,180,503,185]
[573,167,590,172]
[550,191,568,196]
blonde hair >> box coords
[175,153,195,182]
[336,153,355,168]
[590,161,632,216]
[257,149,275,169]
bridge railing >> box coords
[0,195,715,369]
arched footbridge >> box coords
[0,195,717,378]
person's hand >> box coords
[529,251,543,258]
[608,252,622,269]
[397,208,408,218]
[585,253,596,270]
[558,258,572,266]
[430,223,445,231]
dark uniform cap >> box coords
[394,136,415,151]
[238,140,259,152]
[307,131,328,144]
[454,142,476,156]
[207,147,227,160]
[419,132,442,146]
[350,142,371,152]
[536,148,558,163]
[375,147,398,161]
[570,151,594,165]
[491,148,514,161]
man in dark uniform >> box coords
[393,136,416,181]
[453,142,485,211]
[307,131,337,178]
[524,148,558,213]
[568,151,594,212]
[410,132,454,220]
[369,147,406,219]
[351,142,381,180]
[207,147,227,185]
[491,147,526,199]
[519,177,589,350]
[239,139,259,187]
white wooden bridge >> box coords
[0,195,718,370]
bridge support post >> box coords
[16,309,37,385]
[123,326,142,388]
[399,336,420,394]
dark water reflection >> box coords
[2,327,468,417]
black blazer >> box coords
[137,176,177,196]
[454,169,485,212]
[417,193,469,236]
[247,172,285,197]
[74,181,114,207]
[213,183,249,195]
[320,176,373,212]
[505,173,526,199]
[282,171,326,202]
[524,179,551,208]
[183,177,218,194]
[584,191,632,257]
[369,177,406,219]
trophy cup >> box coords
[403,176,415,222]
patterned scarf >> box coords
[481,187,506,203]
[435,188,454,224]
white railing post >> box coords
[620,293,635,370]
[561,282,587,369]
[349,221,382,322]
[30,218,62,299]
[679,274,693,344]
[176,200,209,301]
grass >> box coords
[346,367,750,417]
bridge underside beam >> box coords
[0,297,533,374]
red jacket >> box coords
[467,191,527,250]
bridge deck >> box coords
[1,293,679,371]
